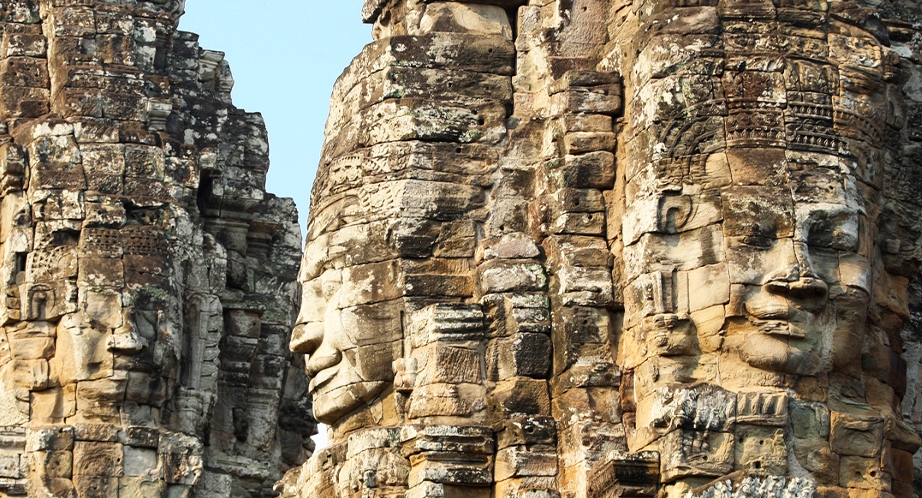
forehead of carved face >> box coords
[291,196,405,425]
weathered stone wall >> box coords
[283,0,922,497]
[0,1,313,497]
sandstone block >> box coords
[477,233,541,261]
[119,477,165,498]
[416,345,483,385]
[544,235,612,272]
[547,212,605,236]
[736,391,788,426]
[734,425,787,474]
[72,442,122,478]
[487,333,551,380]
[545,152,616,190]
[496,416,557,450]
[659,429,734,482]
[410,303,484,347]
[830,412,884,458]
[489,378,551,420]
[794,439,840,486]
[838,456,888,490]
[563,132,617,155]
[73,475,119,498]
[478,260,547,294]
[408,382,477,418]
[30,450,71,479]
[26,427,74,452]
[495,447,557,480]
[560,113,613,133]
[418,3,513,40]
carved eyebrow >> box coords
[302,249,347,283]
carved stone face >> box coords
[0,220,182,426]
[721,178,870,378]
[290,198,404,425]
[36,266,181,426]
[622,149,880,389]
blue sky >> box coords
[179,0,372,232]
[179,0,372,451]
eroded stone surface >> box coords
[0,1,313,497]
[282,0,922,497]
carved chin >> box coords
[311,381,388,425]
[737,334,821,376]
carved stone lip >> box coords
[750,319,790,337]
[308,366,338,394]
[746,303,793,321]
[750,309,792,320]
[751,320,809,339]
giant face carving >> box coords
[720,160,871,380]
[290,194,404,425]
[278,1,922,497]
[619,25,907,395]
[623,155,883,394]
[0,194,185,426]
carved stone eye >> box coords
[741,233,773,248]
[739,217,778,248]
[805,211,859,252]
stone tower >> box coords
[0,1,314,496]
[282,0,922,497]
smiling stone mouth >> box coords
[746,300,793,320]
[749,318,808,338]
[751,308,791,320]
[308,367,338,394]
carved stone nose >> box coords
[305,348,341,379]
[107,323,147,354]
[290,322,323,354]
[107,308,147,354]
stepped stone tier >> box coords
[281,0,922,498]
[0,1,315,497]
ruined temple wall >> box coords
[283,1,628,496]
[0,1,313,496]
[890,0,922,488]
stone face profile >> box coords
[1,0,921,496]
[282,0,922,498]
[0,1,314,496]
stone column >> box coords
[0,2,312,496]
[611,0,922,495]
